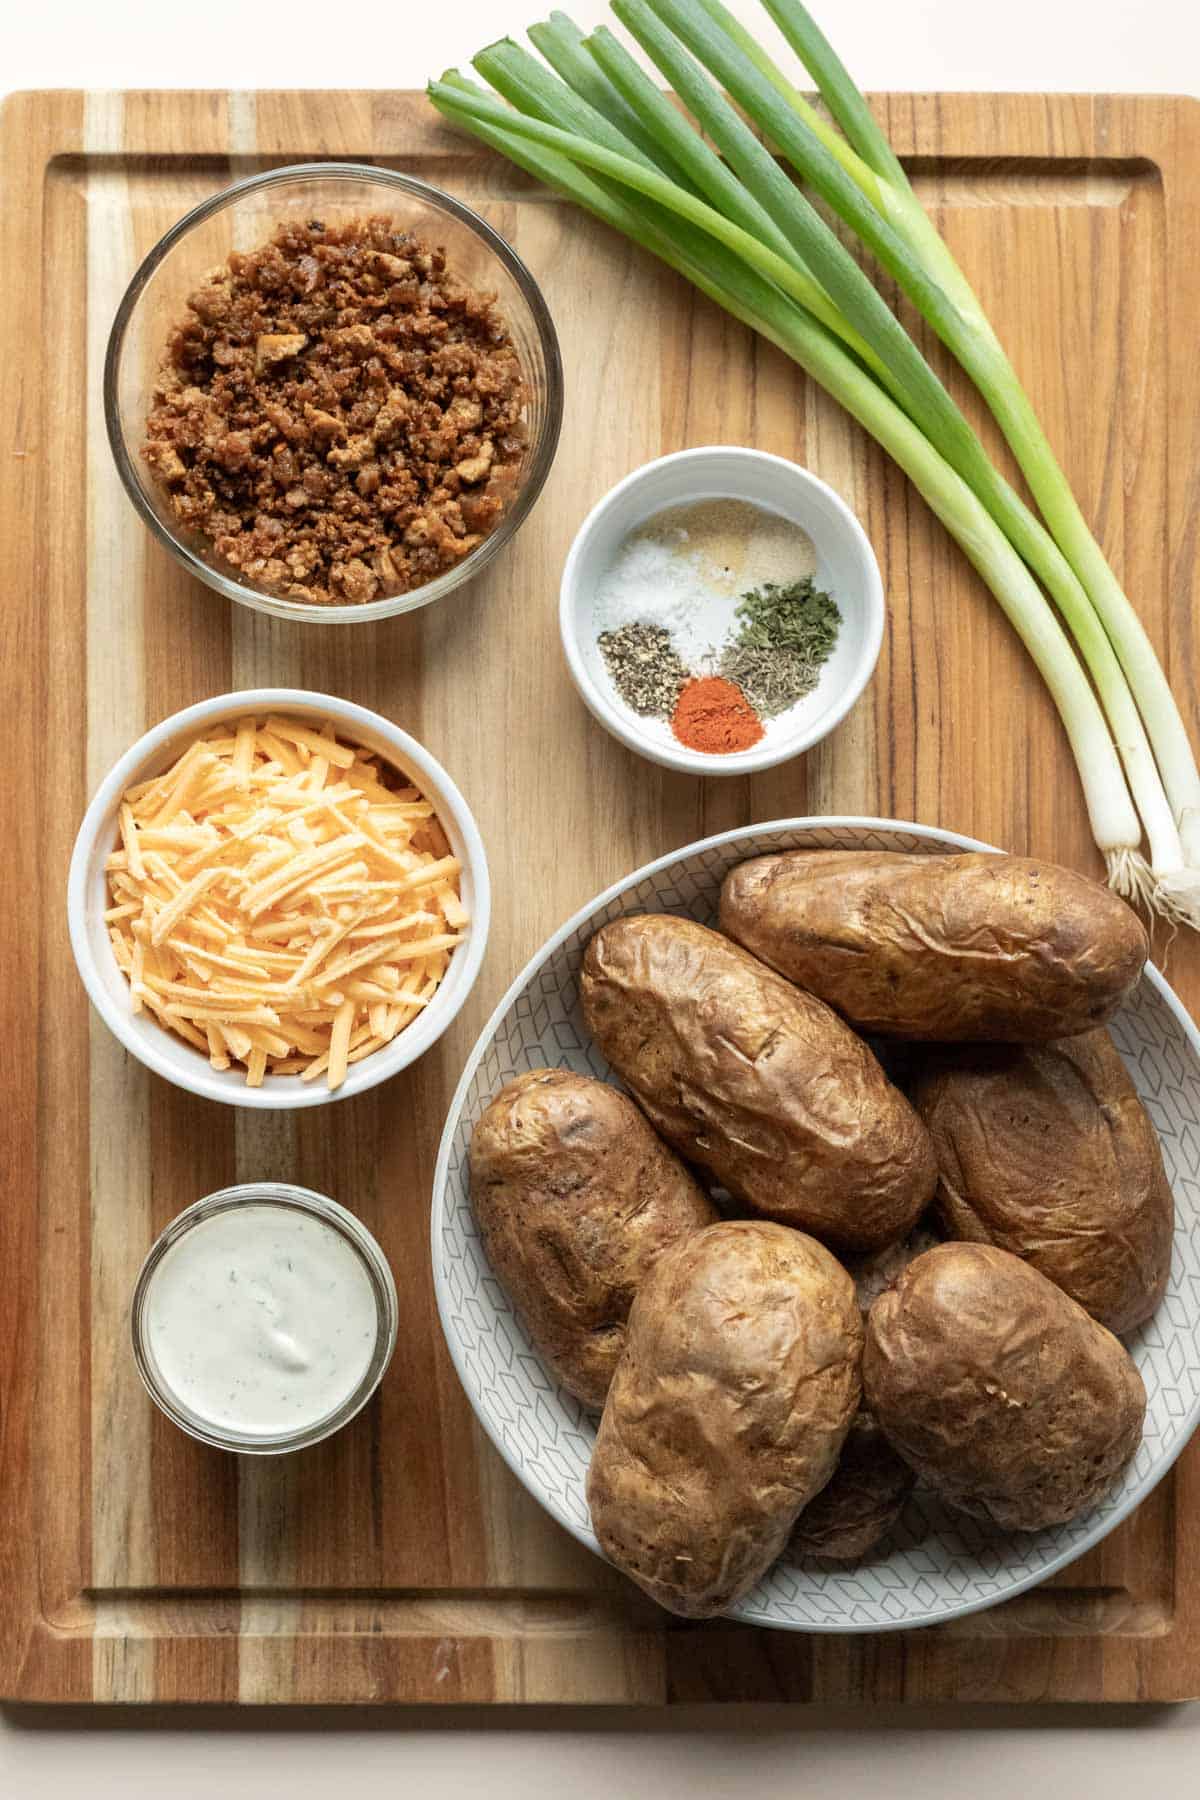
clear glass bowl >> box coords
[105,163,563,625]
[131,1183,399,1454]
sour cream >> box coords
[135,1190,395,1448]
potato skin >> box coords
[851,1224,943,1313]
[914,1032,1173,1335]
[579,915,936,1254]
[719,850,1148,1042]
[469,1068,717,1409]
[784,1230,935,1563]
[864,1243,1146,1530]
[787,1413,915,1562]
[587,1220,863,1617]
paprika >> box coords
[670,676,765,754]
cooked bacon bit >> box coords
[254,332,307,374]
[142,217,527,607]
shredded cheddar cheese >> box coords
[105,717,467,1091]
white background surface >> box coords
[5,0,1200,1792]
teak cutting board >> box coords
[3,86,1200,1706]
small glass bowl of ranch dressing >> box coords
[131,1184,398,1454]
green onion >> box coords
[688,0,1200,898]
[528,11,693,178]
[605,0,1183,891]
[456,71,889,364]
[691,0,892,200]
[585,25,794,265]
[427,8,1200,920]
[432,72,759,320]
[611,0,948,428]
[429,73,1143,876]
[474,35,653,168]
[747,0,913,192]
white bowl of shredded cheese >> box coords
[67,689,490,1108]
[560,446,885,775]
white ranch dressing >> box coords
[143,1204,380,1438]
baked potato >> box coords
[469,1068,717,1409]
[914,1032,1173,1335]
[719,850,1147,1042]
[783,1228,934,1563]
[851,1224,943,1312]
[864,1242,1146,1530]
[587,1220,863,1617]
[579,915,936,1253]
[786,1413,915,1562]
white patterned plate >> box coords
[431,818,1200,1631]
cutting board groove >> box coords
[2,86,1199,1704]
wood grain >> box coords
[1,86,1198,1704]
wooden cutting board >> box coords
[3,85,1199,1705]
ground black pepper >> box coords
[597,621,691,717]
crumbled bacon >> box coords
[142,215,527,606]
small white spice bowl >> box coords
[559,446,885,775]
[67,689,490,1110]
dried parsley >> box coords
[716,576,841,717]
[598,620,690,717]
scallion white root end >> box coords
[1151,867,1200,930]
[1105,847,1158,915]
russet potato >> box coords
[580,915,936,1254]
[786,1413,915,1562]
[720,850,1147,1042]
[587,1220,863,1617]
[469,1068,716,1409]
[785,1229,937,1563]
[864,1243,1146,1530]
[913,1031,1173,1335]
